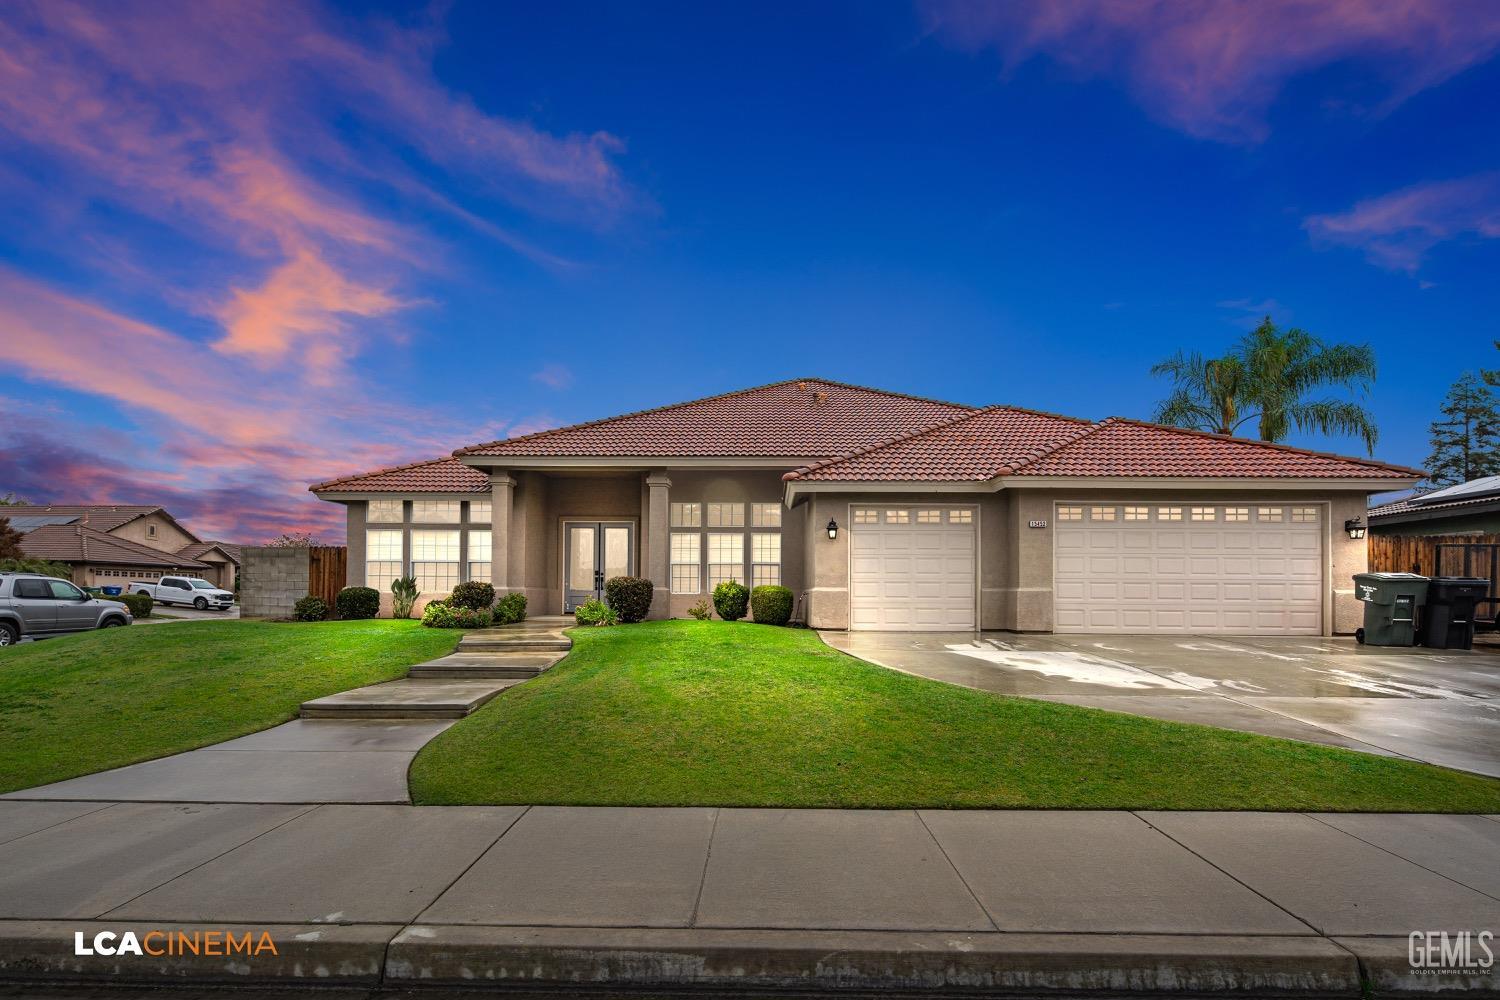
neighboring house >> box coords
[1367,476,1500,537]
[8,505,241,590]
[310,378,1421,636]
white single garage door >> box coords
[1054,502,1324,635]
[850,505,976,631]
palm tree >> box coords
[1151,318,1379,453]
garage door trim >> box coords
[847,502,980,632]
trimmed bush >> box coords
[422,600,493,629]
[107,591,153,618]
[604,576,653,623]
[750,585,794,626]
[449,580,496,611]
[335,586,380,620]
[293,595,327,622]
[574,598,617,627]
[391,576,419,619]
[687,599,712,621]
[494,591,527,626]
[712,580,749,622]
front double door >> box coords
[564,522,635,612]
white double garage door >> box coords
[848,501,1324,635]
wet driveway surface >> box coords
[820,632,1500,778]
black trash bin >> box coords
[1419,577,1490,650]
[1352,572,1429,646]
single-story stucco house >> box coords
[310,378,1422,635]
[10,504,241,590]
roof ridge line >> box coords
[998,418,1111,475]
[454,377,979,457]
[782,407,995,482]
[309,455,464,493]
[1094,415,1426,477]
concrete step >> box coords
[408,652,564,680]
[299,679,519,720]
[458,634,571,653]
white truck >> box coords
[129,575,236,610]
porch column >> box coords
[646,472,671,619]
[490,472,516,593]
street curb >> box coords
[0,921,399,986]
[385,927,1361,994]
[1334,938,1499,995]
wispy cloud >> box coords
[1217,298,1284,329]
[920,0,1500,144]
[530,363,575,390]
[1304,173,1500,273]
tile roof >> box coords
[177,541,243,563]
[455,379,974,458]
[1368,492,1500,520]
[309,457,492,494]
[2,504,161,532]
[20,524,209,568]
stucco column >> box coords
[646,472,671,619]
[490,472,516,593]
[344,502,365,588]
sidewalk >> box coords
[0,802,1495,995]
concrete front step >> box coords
[458,634,571,653]
[408,651,564,679]
[299,678,519,720]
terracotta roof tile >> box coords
[20,524,209,568]
[3,504,161,532]
[1368,493,1500,520]
[309,457,491,494]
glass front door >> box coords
[563,522,634,611]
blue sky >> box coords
[1,0,1497,539]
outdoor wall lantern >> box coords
[1344,518,1367,540]
[826,518,839,540]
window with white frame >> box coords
[1057,505,1084,521]
[1224,507,1249,522]
[949,509,973,524]
[751,533,781,586]
[1191,506,1216,521]
[1258,507,1284,521]
[412,500,460,523]
[671,502,701,528]
[468,529,491,582]
[671,533,701,593]
[366,529,402,590]
[1124,505,1150,521]
[751,503,781,527]
[707,532,744,588]
[468,500,491,523]
[853,508,879,524]
[1158,506,1183,521]
[1291,506,1319,522]
[916,509,942,524]
[411,529,460,594]
[885,509,909,524]
[707,502,744,527]
[368,499,402,523]
[1091,505,1117,521]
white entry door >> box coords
[849,506,976,631]
[1053,502,1324,635]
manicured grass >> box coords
[410,620,1500,811]
[0,620,457,793]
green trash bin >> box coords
[1352,572,1429,646]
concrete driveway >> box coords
[821,632,1500,778]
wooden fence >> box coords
[308,545,348,610]
[1369,533,1499,582]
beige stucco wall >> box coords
[108,512,196,553]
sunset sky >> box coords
[2,1,1498,542]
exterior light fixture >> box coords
[1344,518,1367,540]
[826,518,839,540]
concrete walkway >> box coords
[0,803,1495,994]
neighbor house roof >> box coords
[785,413,1422,482]
[176,541,243,564]
[20,524,209,568]
[309,457,492,494]
[3,504,163,533]
[1368,477,1500,522]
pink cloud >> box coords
[1304,173,1500,272]
[920,0,1500,144]
[530,364,576,390]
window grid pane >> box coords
[707,532,743,588]
[468,500,491,523]
[468,530,491,576]
[949,509,973,523]
[707,503,744,527]
[1258,507,1284,521]
[916,509,942,523]
[411,530,460,561]
[366,529,402,560]
[413,562,459,595]
[368,499,402,523]
[1224,507,1249,522]
[854,509,879,524]
[1091,506,1117,521]
[468,561,491,582]
[751,532,780,564]
[1291,506,1319,522]
[672,566,701,593]
[1057,505,1083,521]
[752,565,781,587]
[670,532,701,594]
[1191,506,1216,521]
[671,502,701,528]
[885,509,909,524]
[366,561,401,591]
[1124,506,1150,521]
[412,500,460,523]
[752,503,782,527]
[1158,506,1183,521]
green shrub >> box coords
[293,595,327,622]
[107,591,153,618]
[494,591,527,626]
[391,576,419,619]
[335,586,380,620]
[574,598,618,627]
[422,600,493,628]
[712,580,749,622]
[449,580,496,611]
[0,557,74,578]
[687,599,712,621]
[750,585,794,625]
[604,576,653,623]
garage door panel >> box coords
[1056,502,1322,635]
[849,507,976,632]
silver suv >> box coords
[0,573,133,646]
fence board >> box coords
[1369,533,1499,580]
[308,545,348,612]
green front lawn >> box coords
[0,620,457,793]
[410,620,1500,811]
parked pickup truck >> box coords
[0,572,132,645]
[130,576,235,611]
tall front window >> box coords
[751,532,781,586]
[468,529,492,583]
[366,529,402,591]
[707,532,744,588]
[411,529,460,594]
[671,532,701,594]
